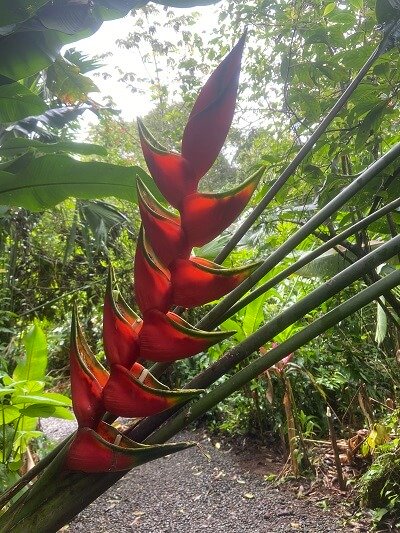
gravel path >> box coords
[41,419,362,532]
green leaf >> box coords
[0,405,21,424]
[0,31,58,80]
[220,318,245,342]
[38,392,72,406]
[355,102,389,151]
[194,235,230,260]
[0,138,107,157]
[0,388,15,397]
[0,154,157,211]
[12,393,71,407]
[17,416,38,432]
[0,3,154,81]
[242,296,265,337]
[0,464,19,491]
[13,431,42,451]
[13,380,44,395]
[20,405,74,420]
[13,323,47,382]
[35,2,101,34]
[297,242,389,279]
[0,0,51,25]
[297,247,358,278]
[323,3,335,16]
[375,297,387,345]
[46,55,99,104]
[0,83,47,123]
[349,0,363,10]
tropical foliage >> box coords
[0,0,400,531]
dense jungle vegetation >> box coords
[0,0,400,530]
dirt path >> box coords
[41,420,366,532]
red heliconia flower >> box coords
[139,309,233,362]
[138,119,197,209]
[169,257,261,308]
[70,309,108,428]
[137,180,190,266]
[181,33,246,180]
[65,421,193,473]
[134,228,172,314]
[180,168,263,248]
[102,364,201,418]
[103,270,142,368]
[66,37,255,474]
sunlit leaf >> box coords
[0,154,156,210]
[13,323,47,382]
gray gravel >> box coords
[42,419,360,533]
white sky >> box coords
[73,4,219,122]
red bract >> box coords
[170,257,261,308]
[66,422,193,473]
[66,37,258,474]
[137,180,190,266]
[70,310,108,429]
[139,310,233,362]
[102,364,201,418]
[103,270,142,368]
[134,228,172,313]
[138,119,196,209]
[181,34,246,180]
[180,168,263,247]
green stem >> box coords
[150,155,400,382]
[198,141,400,331]
[0,436,73,511]
[222,197,400,321]
[129,234,400,441]
[146,268,400,444]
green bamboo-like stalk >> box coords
[214,22,396,265]
[198,141,400,331]
[0,437,73,510]
[149,144,400,384]
[222,197,400,321]
[128,234,400,441]
[146,268,400,444]
[187,235,400,384]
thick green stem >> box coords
[222,197,400,321]
[146,268,400,444]
[198,141,400,331]
[0,441,121,533]
[129,234,400,441]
